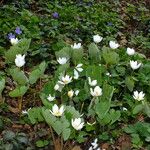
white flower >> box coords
[54,84,59,91]
[74,69,79,79]
[123,107,127,111]
[75,90,79,96]
[57,57,68,65]
[58,75,72,85]
[47,94,55,102]
[15,54,25,67]
[88,146,93,150]
[71,118,84,130]
[109,41,120,49]
[133,91,145,101]
[50,104,65,117]
[93,34,103,43]
[22,108,31,115]
[126,48,135,56]
[75,64,83,72]
[88,77,97,86]
[130,60,141,70]
[10,38,19,45]
[90,86,102,97]
[91,138,98,149]
[71,43,81,49]
[106,72,111,77]
[68,90,74,98]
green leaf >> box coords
[9,85,28,97]
[133,104,143,115]
[55,47,71,59]
[72,48,83,64]
[62,128,71,141]
[143,102,150,117]
[5,38,31,62]
[109,109,121,124]
[29,61,47,84]
[125,76,134,91]
[28,107,44,124]
[36,140,49,148]
[96,83,114,119]
[102,47,119,65]
[9,68,28,85]
[88,43,101,63]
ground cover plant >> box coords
[0,0,150,150]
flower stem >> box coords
[18,96,23,112]
[50,126,56,149]
[88,97,95,110]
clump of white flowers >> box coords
[71,43,82,49]
[133,91,145,101]
[109,41,119,49]
[93,35,103,43]
[50,104,65,117]
[130,60,141,70]
[15,54,25,67]
[126,47,135,56]
[71,118,84,130]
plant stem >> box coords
[88,97,95,110]
[80,102,84,114]
[18,96,23,112]
[61,136,63,150]
[50,126,56,149]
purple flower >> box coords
[15,27,22,35]
[52,12,59,19]
[8,33,15,40]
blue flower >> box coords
[52,12,59,19]
[15,27,22,35]
[8,33,15,40]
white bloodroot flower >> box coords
[57,57,68,65]
[88,77,97,86]
[74,64,83,79]
[50,104,65,117]
[54,84,60,91]
[47,94,55,102]
[58,75,72,85]
[130,60,141,70]
[74,69,79,79]
[71,118,84,130]
[126,47,135,56]
[75,90,79,96]
[15,54,25,67]
[90,86,102,97]
[10,38,19,45]
[109,41,120,49]
[71,43,81,49]
[75,64,83,72]
[93,34,103,43]
[68,90,74,98]
[133,91,145,101]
